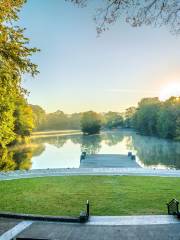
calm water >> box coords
[1,130,180,171]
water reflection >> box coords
[131,134,180,169]
[1,130,180,171]
[0,143,45,171]
[81,135,101,154]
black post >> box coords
[79,200,90,222]
[86,200,89,218]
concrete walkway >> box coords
[0,216,178,240]
[87,215,180,225]
[1,168,180,181]
[1,216,180,240]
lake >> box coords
[1,130,180,171]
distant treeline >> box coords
[31,96,180,141]
[1,96,180,150]
[127,97,180,141]
[31,105,124,131]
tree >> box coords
[157,97,180,139]
[0,67,16,147]
[0,0,39,147]
[134,98,161,135]
[103,111,124,129]
[30,105,46,130]
[44,110,69,130]
[69,0,180,35]
[68,113,82,129]
[175,116,180,140]
[81,111,101,135]
[13,95,34,142]
[124,107,137,128]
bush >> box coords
[81,111,101,135]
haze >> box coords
[20,0,180,113]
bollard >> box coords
[79,200,90,222]
[80,152,86,161]
[82,152,86,157]
[86,200,89,217]
[128,152,132,157]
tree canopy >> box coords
[0,0,39,148]
[127,96,180,140]
[81,111,102,135]
[69,0,180,35]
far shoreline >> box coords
[31,130,82,138]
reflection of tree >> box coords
[0,143,45,171]
[32,134,83,148]
[81,135,102,154]
[131,134,180,169]
[32,136,67,148]
[31,144,45,157]
[70,135,82,144]
[0,149,16,171]
[2,130,179,171]
[124,136,134,150]
[102,132,124,146]
[32,132,128,153]
[14,149,33,170]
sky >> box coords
[19,0,180,113]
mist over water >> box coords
[1,130,180,171]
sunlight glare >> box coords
[159,82,180,101]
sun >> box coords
[159,82,180,101]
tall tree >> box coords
[0,0,39,147]
[134,98,161,135]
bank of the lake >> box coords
[0,176,179,216]
[31,129,81,138]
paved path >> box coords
[87,215,180,225]
[11,216,180,240]
[1,216,180,240]
[1,168,180,181]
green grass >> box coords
[0,176,180,216]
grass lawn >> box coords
[0,176,180,216]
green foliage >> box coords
[156,97,180,139]
[0,0,39,148]
[134,98,160,135]
[45,111,69,130]
[0,148,16,171]
[124,107,136,128]
[102,111,124,129]
[14,95,34,139]
[175,117,180,140]
[68,113,82,129]
[126,96,180,140]
[31,106,125,132]
[81,111,101,135]
[31,106,82,131]
[0,65,17,147]
[30,105,46,131]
